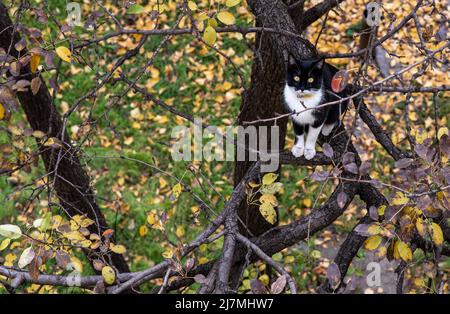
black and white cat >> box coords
[284,55,346,160]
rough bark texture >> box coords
[234,0,317,237]
[0,1,129,273]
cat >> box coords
[284,54,347,160]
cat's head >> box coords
[286,55,324,95]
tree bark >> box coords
[234,0,316,237]
[0,1,129,273]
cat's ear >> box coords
[288,54,297,67]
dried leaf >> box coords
[30,54,40,73]
[193,274,206,284]
[270,275,287,294]
[331,70,349,93]
[337,191,347,208]
[369,206,379,220]
[322,143,333,158]
[0,224,22,239]
[31,77,41,95]
[18,247,35,269]
[250,278,266,294]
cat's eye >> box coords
[294,76,300,82]
[307,77,314,83]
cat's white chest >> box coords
[283,85,323,125]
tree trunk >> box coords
[234,0,316,236]
[0,1,130,273]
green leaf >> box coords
[127,4,145,15]
[226,0,241,7]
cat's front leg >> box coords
[291,122,305,157]
[304,123,324,160]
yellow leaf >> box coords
[0,238,11,251]
[415,129,428,144]
[397,241,413,262]
[367,224,383,235]
[207,18,218,28]
[248,181,260,188]
[152,4,166,13]
[0,103,5,120]
[378,205,386,216]
[63,231,85,242]
[172,183,182,198]
[437,127,449,139]
[199,244,208,253]
[226,0,241,7]
[188,1,197,10]
[102,266,116,285]
[203,26,217,45]
[162,249,174,259]
[430,223,443,246]
[198,12,208,22]
[259,274,270,286]
[176,225,185,237]
[392,192,409,206]
[4,253,17,267]
[147,212,157,225]
[110,244,127,254]
[260,182,283,194]
[259,202,277,225]
[139,225,148,237]
[415,218,427,237]
[71,256,83,272]
[364,235,382,251]
[43,137,61,147]
[55,46,72,63]
[375,246,387,259]
[303,198,312,207]
[260,194,278,206]
[284,255,295,263]
[30,54,40,73]
[262,173,278,185]
[217,11,235,25]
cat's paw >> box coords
[291,145,304,157]
[304,148,316,160]
[321,124,335,136]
